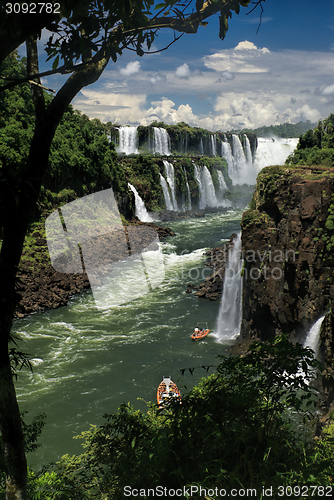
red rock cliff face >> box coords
[241,165,334,344]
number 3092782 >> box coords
[6,3,61,14]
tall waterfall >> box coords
[221,139,236,182]
[153,128,171,155]
[211,134,217,156]
[194,164,218,209]
[303,315,325,360]
[230,134,258,185]
[183,168,192,211]
[219,134,297,186]
[117,126,139,155]
[128,183,153,222]
[216,233,243,341]
[159,174,173,211]
[244,135,253,164]
[199,138,204,155]
[254,138,299,171]
[163,160,178,211]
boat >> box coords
[157,376,182,408]
[191,322,210,341]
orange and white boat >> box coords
[157,377,181,408]
[191,322,210,341]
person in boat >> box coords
[194,327,199,333]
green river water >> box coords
[13,208,244,467]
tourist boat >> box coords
[157,377,182,408]
[191,322,210,341]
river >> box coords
[13,207,244,467]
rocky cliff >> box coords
[241,164,334,403]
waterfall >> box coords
[244,135,253,164]
[211,134,217,156]
[230,134,258,185]
[254,137,298,171]
[153,128,171,155]
[199,138,204,155]
[216,233,243,341]
[163,160,178,211]
[303,315,325,360]
[159,174,173,211]
[194,164,218,209]
[128,183,154,222]
[183,168,192,211]
[117,126,139,155]
[218,171,227,191]
[221,140,237,183]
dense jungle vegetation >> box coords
[2,336,334,498]
[286,115,334,166]
[2,53,334,499]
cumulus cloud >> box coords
[204,41,270,74]
[119,61,141,76]
[72,40,334,131]
[175,63,191,78]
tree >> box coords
[0,1,264,498]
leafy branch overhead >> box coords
[0,0,265,90]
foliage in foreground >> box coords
[2,336,333,499]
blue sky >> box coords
[37,1,334,130]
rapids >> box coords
[14,208,244,466]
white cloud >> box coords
[234,41,270,54]
[204,41,270,74]
[175,63,191,78]
[72,40,334,131]
[73,90,147,124]
[322,83,334,95]
[119,61,141,76]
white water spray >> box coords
[159,174,173,211]
[153,128,171,155]
[128,183,154,222]
[117,126,139,155]
[163,160,178,211]
[254,137,298,171]
[194,165,218,209]
[303,315,325,360]
[216,233,243,340]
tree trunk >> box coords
[0,48,108,498]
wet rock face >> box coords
[241,166,334,342]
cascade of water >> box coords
[153,128,171,155]
[194,165,205,209]
[211,134,217,156]
[199,138,204,155]
[303,315,325,360]
[216,233,243,340]
[231,134,258,185]
[221,140,237,183]
[254,138,298,171]
[128,183,153,222]
[117,126,139,155]
[244,135,253,164]
[203,166,218,206]
[218,171,227,191]
[163,160,178,211]
[159,173,173,211]
[183,168,192,211]
[194,164,218,209]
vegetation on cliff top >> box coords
[286,114,334,167]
